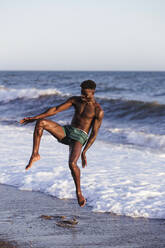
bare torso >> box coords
[70,96,102,134]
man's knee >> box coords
[35,119,47,135]
[36,119,47,128]
[69,160,77,170]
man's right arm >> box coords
[81,107,104,168]
[20,97,75,124]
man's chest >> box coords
[75,102,96,119]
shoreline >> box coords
[1,184,165,248]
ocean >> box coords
[1,70,165,219]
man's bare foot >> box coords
[25,154,40,170]
[77,192,86,207]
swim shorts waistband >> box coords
[76,128,88,136]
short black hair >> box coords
[80,80,96,90]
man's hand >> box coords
[81,151,87,168]
[20,117,36,125]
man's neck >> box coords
[81,98,95,104]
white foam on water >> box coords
[1,124,165,219]
[0,87,70,102]
[108,128,165,151]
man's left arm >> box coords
[81,109,104,168]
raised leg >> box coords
[26,119,65,170]
[69,142,86,207]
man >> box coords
[20,80,104,207]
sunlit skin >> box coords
[20,87,104,207]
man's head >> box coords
[80,80,96,102]
[80,80,96,90]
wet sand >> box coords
[1,184,165,248]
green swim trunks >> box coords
[59,125,88,146]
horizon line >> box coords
[0,69,165,72]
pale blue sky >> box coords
[0,0,165,70]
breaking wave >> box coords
[98,97,165,121]
[0,87,70,103]
[106,127,165,151]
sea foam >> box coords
[0,87,69,102]
[1,124,165,219]
[108,128,165,151]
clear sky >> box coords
[0,0,165,71]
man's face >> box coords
[81,88,95,102]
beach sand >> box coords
[1,184,165,248]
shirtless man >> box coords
[20,80,104,207]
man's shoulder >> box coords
[95,102,104,119]
[66,96,81,103]
[95,101,103,112]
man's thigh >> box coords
[41,119,65,140]
[69,142,83,163]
